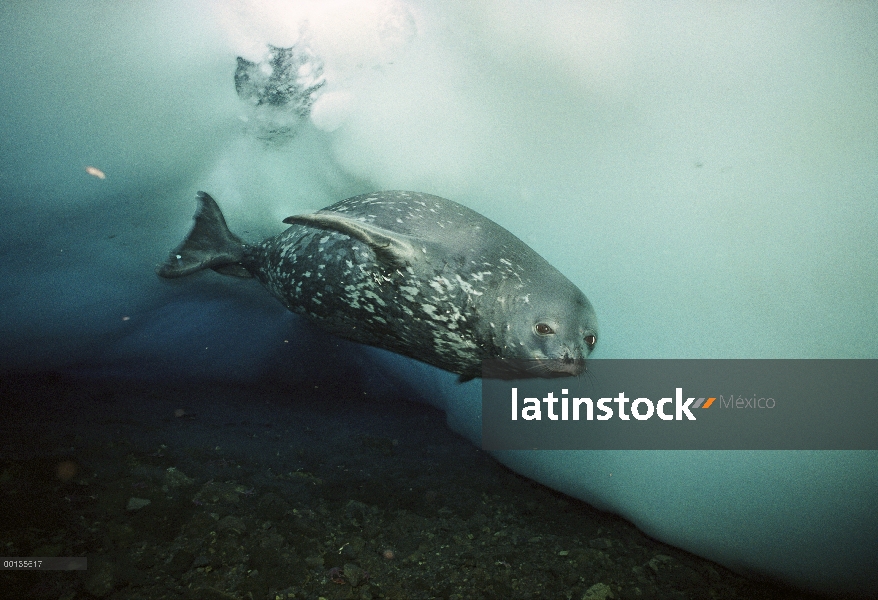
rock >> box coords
[581,582,614,600]
[168,549,194,577]
[83,557,114,597]
[125,497,150,511]
[164,467,194,488]
[193,555,210,568]
[216,515,246,536]
[343,563,369,587]
[648,554,675,573]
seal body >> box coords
[158,190,597,380]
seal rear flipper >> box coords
[157,191,249,278]
[283,212,417,269]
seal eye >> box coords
[585,334,597,348]
[534,323,554,336]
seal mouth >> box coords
[483,357,586,379]
[537,357,586,378]
[521,356,585,379]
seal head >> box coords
[486,280,597,379]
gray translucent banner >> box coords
[481,360,878,450]
[0,557,87,570]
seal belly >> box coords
[245,225,488,375]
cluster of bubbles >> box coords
[234,37,326,144]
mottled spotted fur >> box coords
[158,191,597,380]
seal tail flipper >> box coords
[156,191,251,279]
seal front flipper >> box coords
[156,191,251,279]
[283,212,417,269]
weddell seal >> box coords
[157,191,598,381]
